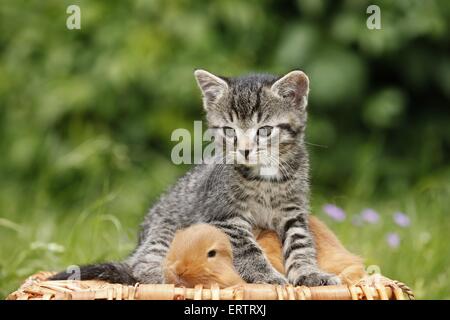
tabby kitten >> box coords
[51,70,340,286]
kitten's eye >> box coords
[223,127,236,138]
[257,126,273,137]
[207,250,216,258]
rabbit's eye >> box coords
[207,250,216,258]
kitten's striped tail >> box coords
[49,262,137,285]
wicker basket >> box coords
[6,272,414,300]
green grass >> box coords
[0,163,449,299]
[311,176,450,300]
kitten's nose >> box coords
[239,149,250,159]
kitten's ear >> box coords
[271,70,309,108]
[194,69,228,108]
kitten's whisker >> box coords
[269,153,295,178]
[305,141,328,149]
[265,154,289,177]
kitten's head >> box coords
[194,69,310,178]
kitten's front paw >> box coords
[292,271,341,287]
[265,275,289,285]
[254,272,288,285]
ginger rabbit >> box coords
[164,216,366,288]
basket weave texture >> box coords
[7,272,414,300]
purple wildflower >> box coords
[393,212,410,227]
[323,204,346,222]
[386,232,400,248]
[361,208,380,224]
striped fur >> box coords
[52,70,339,286]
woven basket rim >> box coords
[6,271,415,300]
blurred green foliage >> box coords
[0,0,449,298]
